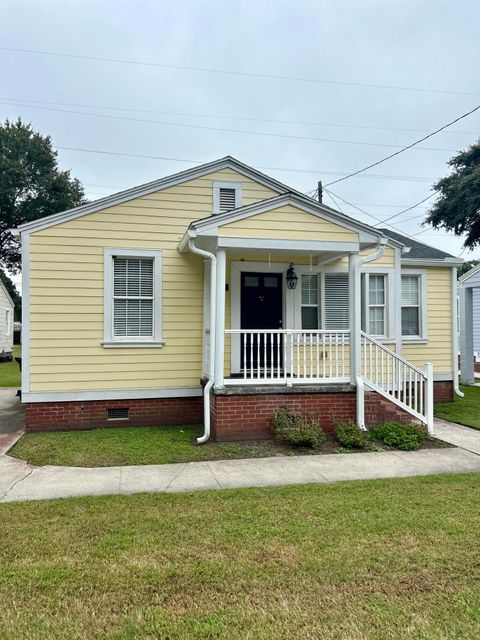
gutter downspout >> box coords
[188,238,216,443]
[353,240,387,430]
[452,267,464,397]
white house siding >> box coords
[0,282,14,354]
[473,288,480,358]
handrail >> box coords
[360,331,426,376]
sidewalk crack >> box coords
[0,467,35,502]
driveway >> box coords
[0,388,24,435]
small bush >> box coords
[370,422,426,451]
[334,421,368,449]
[272,407,326,449]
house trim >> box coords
[21,233,30,393]
[212,180,243,213]
[23,386,203,403]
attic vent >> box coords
[219,187,237,212]
[107,407,129,421]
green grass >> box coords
[0,345,21,387]
[435,384,480,430]
[0,474,479,639]
[11,425,328,467]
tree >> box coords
[0,119,86,273]
[458,259,480,279]
[0,270,21,321]
[425,141,480,249]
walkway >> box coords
[1,420,480,503]
[0,388,24,435]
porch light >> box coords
[286,263,298,290]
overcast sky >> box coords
[2,0,480,291]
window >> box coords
[361,273,387,336]
[301,274,319,329]
[401,274,421,336]
[5,309,11,336]
[113,257,154,338]
[213,181,242,213]
[103,249,163,346]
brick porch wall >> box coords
[25,397,203,432]
[211,381,454,442]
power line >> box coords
[51,145,435,182]
[2,95,478,136]
[379,193,437,224]
[0,100,460,152]
[325,103,480,186]
[2,46,480,97]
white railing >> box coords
[360,331,434,433]
[225,329,350,385]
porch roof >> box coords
[178,192,404,254]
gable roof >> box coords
[459,262,480,284]
[378,228,461,262]
[14,156,301,235]
[0,280,14,309]
[189,193,399,242]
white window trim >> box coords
[361,268,395,340]
[103,248,164,347]
[401,268,428,341]
[212,181,242,214]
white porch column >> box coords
[460,285,475,385]
[348,252,360,382]
[214,248,226,389]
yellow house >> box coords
[15,157,463,440]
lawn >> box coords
[11,424,448,467]
[0,474,479,639]
[435,384,480,430]
[0,345,21,387]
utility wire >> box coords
[0,100,459,152]
[49,145,434,182]
[379,193,437,224]
[2,46,480,97]
[325,103,480,186]
[2,95,478,136]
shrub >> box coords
[272,407,326,449]
[370,422,426,451]
[334,420,368,449]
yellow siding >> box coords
[219,205,359,241]
[403,267,453,374]
[29,169,277,392]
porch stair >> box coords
[358,331,434,434]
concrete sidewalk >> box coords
[1,421,480,503]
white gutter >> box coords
[452,267,464,397]
[188,239,216,443]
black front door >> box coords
[240,272,283,372]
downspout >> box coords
[452,267,464,397]
[188,238,216,443]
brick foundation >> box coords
[25,397,203,432]
[211,381,454,442]
[24,381,453,437]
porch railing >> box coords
[224,329,350,385]
[359,331,434,433]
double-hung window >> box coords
[301,274,319,329]
[5,309,11,336]
[104,249,163,346]
[361,273,387,337]
[401,274,421,337]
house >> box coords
[459,263,480,383]
[14,157,463,440]
[0,279,14,362]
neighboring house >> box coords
[0,280,14,361]
[14,157,462,439]
[458,263,480,383]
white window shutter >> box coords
[324,273,349,329]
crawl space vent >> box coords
[107,408,129,420]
